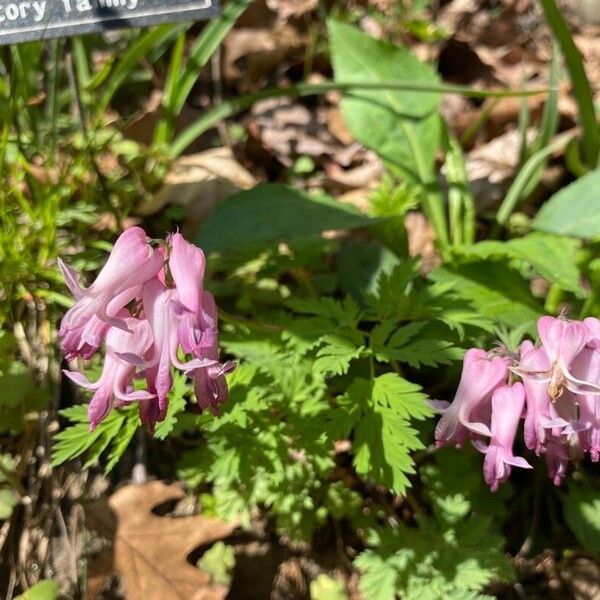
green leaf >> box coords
[99,25,182,110]
[328,19,441,182]
[154,369,189,440]
[198,541,236,586]
[155,0,252,143]
[350,376,427,493]
[0,487,19,519]
[51,404,139,473]
[14,580,59,600]
[338,242,400,301]
[313,334,364,377]
[455,232,582,294]
[533,169,600,239]
[372,373,433,421]
[356,551,400,600]
[196,184,376,253]
[310,574,349,600]
[429,262,542,328]
[563,482,600,553]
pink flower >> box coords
[474,383,532,492]
[59,228,235,431]
[435,348,509,447]
[140,279,216,411]
[186,292,236,415]
[168,232,210,355]
[545,439,569,486]
[535,316,600,399]
[58,227,162,351]
[520,341,563,454]
[63,316,155,430]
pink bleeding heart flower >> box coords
[186,292,235,414]
[535,316,600,399]
[140,279,217,413]
[566,344,600,459]
[544,439,569,486]
[435,348,509,448]
[168,232,210,355]
[59,286,141,360]
[520,341,566,454]
[58,227,162,339]
[474,383,532,492]
[63,316,155,430]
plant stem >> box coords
[170,80,551,158]
[539,0,599,168]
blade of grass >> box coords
[170,80,551,157]
[153,32,186,145]
[153,0,252,145]
[520,44,561,199]
[71,37,90,87]
[491,130,577,236]
[540,0,599,167]
[99,24,183,112]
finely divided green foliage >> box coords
[52,370,190,473]
[356,449,513,600]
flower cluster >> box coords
[435,315,600,491]
[58,227,234,432]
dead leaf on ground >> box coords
[265,0,317,21]
[136,147,256,236]
[223,25,305,89]
[466,127,536,210]
[560,556,600,600]
[405,211,440,274]
[84,481,236,600]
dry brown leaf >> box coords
[137,147,256,236]
[249,97,341,167]
[265,0,317,20]
[85,481,236,600]
[223,24,305,88]
[466,128,536,210]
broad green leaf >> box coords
[338,242,400,301]
[196,184,376,252]
[14,580,59,600]
[329,20,441,182]
[455,232,582,294]
[429,262,542,328]
[563,483,600,553]
[533,169,600,239]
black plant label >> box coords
[0,0,220,45]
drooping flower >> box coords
[435,314,600,490]
[58,227,162,352]
[474,383,532,492]
[59,228,234,431]
[63,316,155,430]
[520,341,562,454]
[536,316,598,399]
[435,348,509,448]
[140,278,217,411]
[186,292,236,415]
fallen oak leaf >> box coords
[85,481,236,600]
